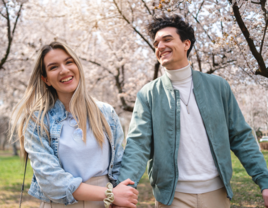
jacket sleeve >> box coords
[24,118,82,205]
[111,108,125,181]
[226,81,268,192]
[116,91,152,187]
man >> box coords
[117,15,268,208]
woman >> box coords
[10,42,138,208]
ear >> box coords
[41,76,51,86]
[184,39,191,51]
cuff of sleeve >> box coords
[65,177,83,205]
[256,176,268,192]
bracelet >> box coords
[104,182,114,208]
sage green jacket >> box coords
[117,70,268,205]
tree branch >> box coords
[192,14,213,42]
[114,66,133,112]
[140,0,152,15]
[251,1,261,4]
[260,0,267,54]
[0,0,12,70]
[229,0,268,77]
[196,0,205,19]
[12,3,23,35]
[80,57,114,75]
[194,46,202,72]
[81,57,133,111]
[153,61,160,80]
[260,19,268,54]
[113,0,155,52]
[0,11,7,19]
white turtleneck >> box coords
[166,64,224,194]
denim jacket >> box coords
[117,70,268,205]
[24,100,124,205]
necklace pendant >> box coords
[186,105,190,114]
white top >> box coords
[58,112,110,182]
[166,64,223,194]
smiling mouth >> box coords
[60,77,73,83]
[160,51,171,58]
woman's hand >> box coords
[112,179,139,208]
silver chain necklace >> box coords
[180,79,193,114]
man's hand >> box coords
[112,179,139,208]
[263,189,268,207]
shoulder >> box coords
[197,71,228,84]
[139,76,163,94]
[96,101,115,114]
[195,71,230,92]
[96,101,119,125]
[136,76,166,103]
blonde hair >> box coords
[10,42,112,160]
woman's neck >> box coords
[58,94,72,112]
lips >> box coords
[160,50,171,58]
[60,76,73,83]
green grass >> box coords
[230,151,268,208]
[1,151,268,207]
[0,156,33,191]
[136,151,268,208]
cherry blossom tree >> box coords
[0,0,24,70]
[0,0,268,130]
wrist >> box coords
[104,182,114,208]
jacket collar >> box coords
[48,99,68,124]
[162,68,201,92]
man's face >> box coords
[154,27,190,70]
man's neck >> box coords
[166,63,191,82]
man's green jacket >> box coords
[117,70,268,205]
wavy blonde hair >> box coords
[10,42,112,160]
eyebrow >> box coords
[46,57,73,68]
[154,35,173,45]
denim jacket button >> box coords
[111,165,113,168]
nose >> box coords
[59,64,69,74]
[158,41,165,50]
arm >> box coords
[111,108,125,180]
[25,117,138,206]
[24,118,82,205]
[117,91,152,187]
[226,82,268,191]
[73,179,138,207]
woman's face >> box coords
[42,49,80,99]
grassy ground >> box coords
[0,151,267,208]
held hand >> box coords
[112,179,139,208]
[263,189,268,208]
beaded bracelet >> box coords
[104,182,114,208]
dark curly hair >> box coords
[147,14,196,57]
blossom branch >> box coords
[0,1,23,70]
[229,0,268,77]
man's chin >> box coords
[161,60,171,68]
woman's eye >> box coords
[50,66,57,70]
[66,61,73,64]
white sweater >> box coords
[166,64,223,194]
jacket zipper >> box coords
[168,90,178,204]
